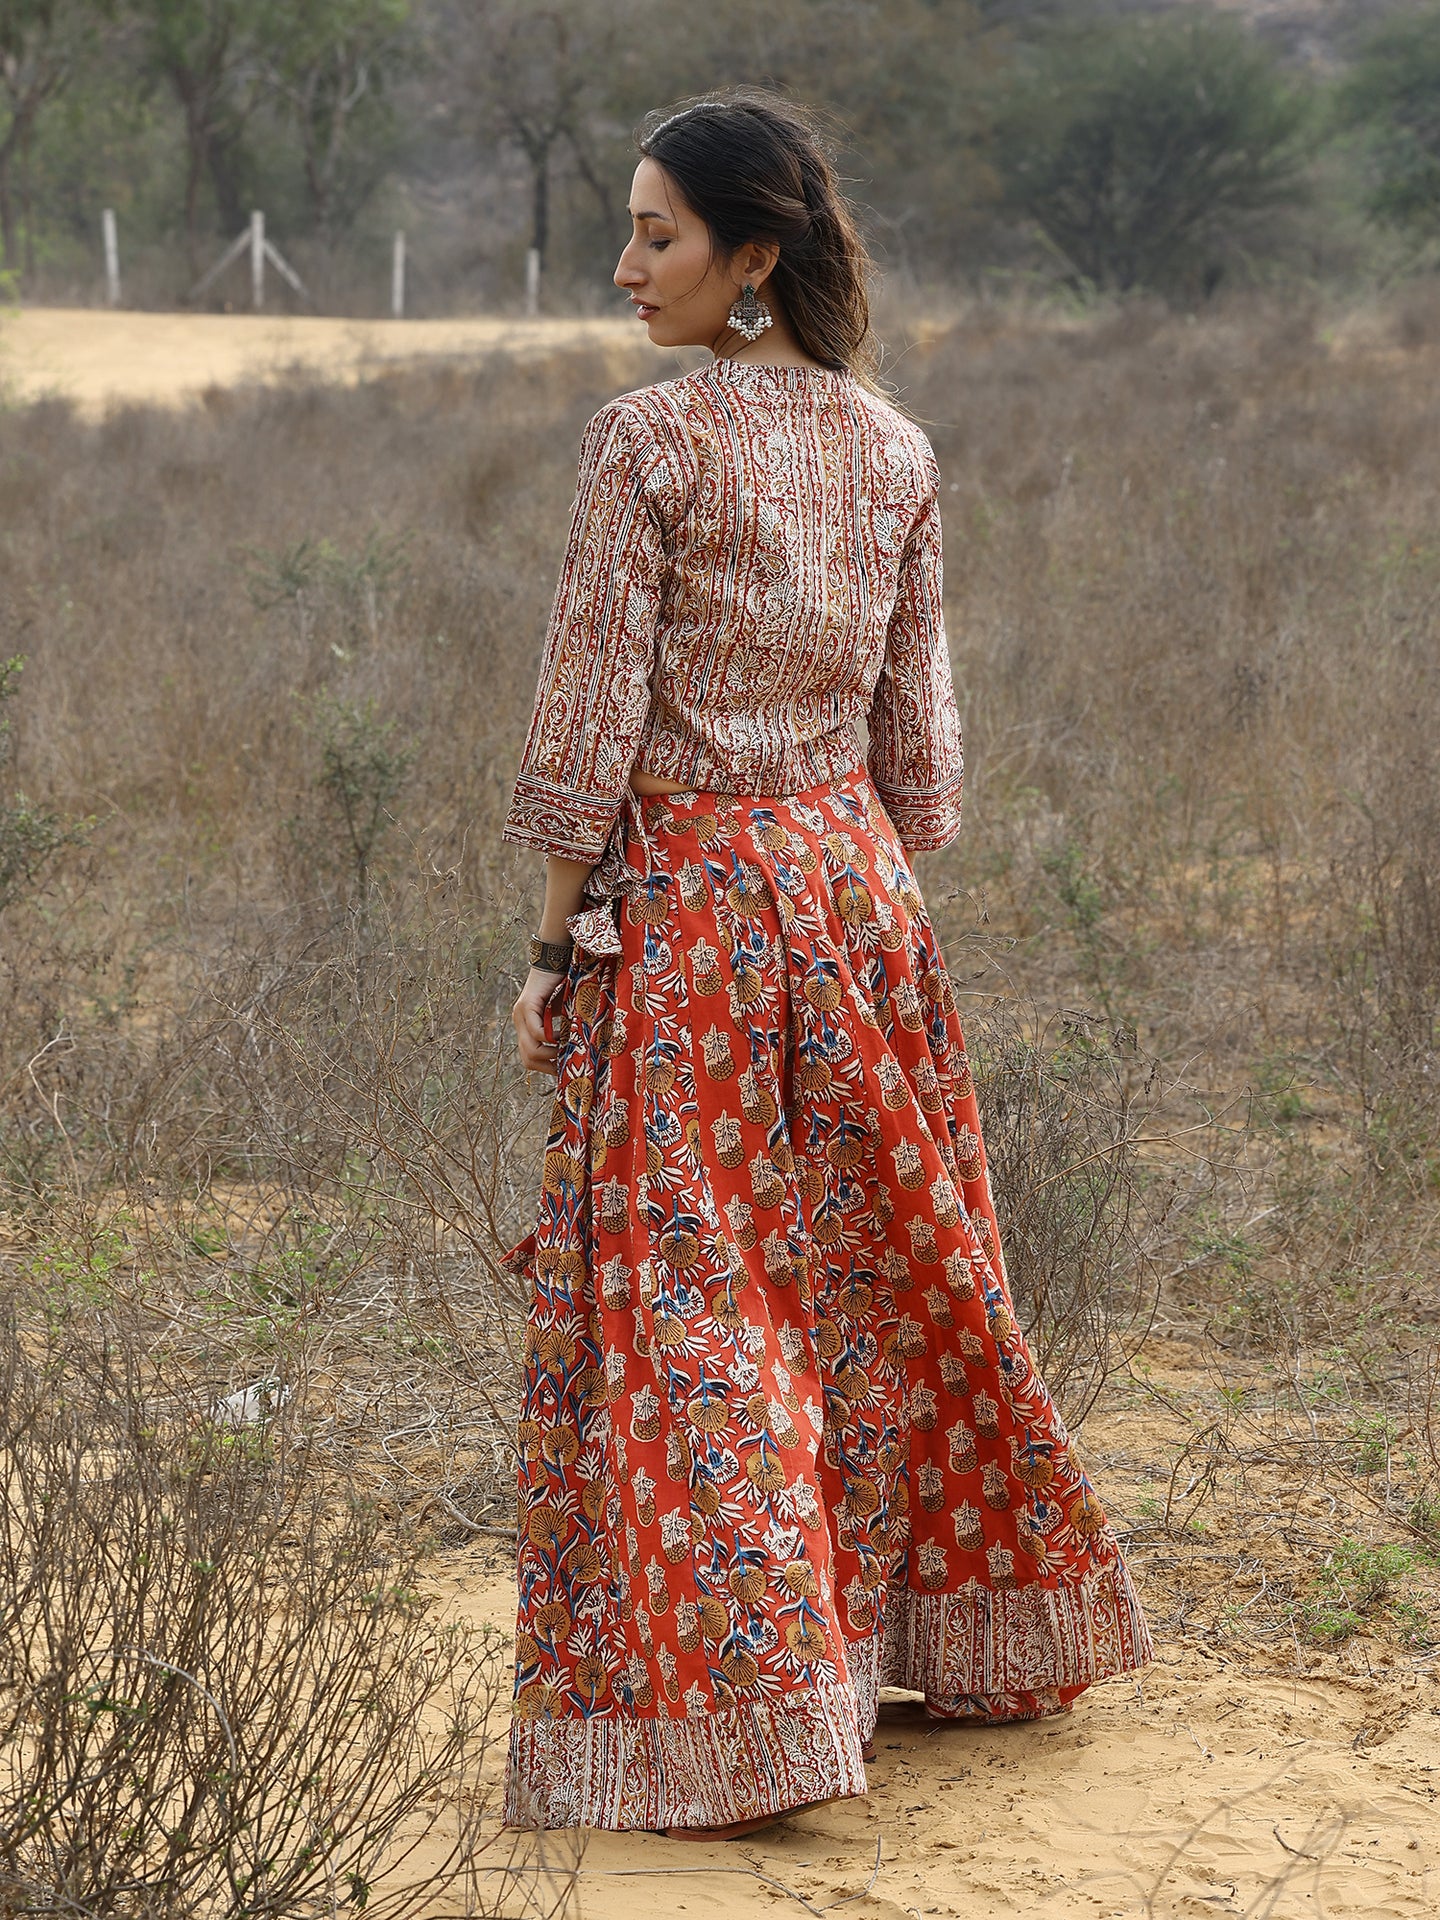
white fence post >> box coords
[102,208,120,307]
[525,246,540,318]
[190,214,308,309]
[391,230,406,319]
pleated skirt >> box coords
[503,768,1151,1831]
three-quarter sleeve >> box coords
[503,400,678,862]
[866,462,964,854]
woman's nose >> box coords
[614,243,644,289]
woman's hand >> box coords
[513,965,567,1075]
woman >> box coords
[502,91,1150,1838]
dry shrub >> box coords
[1260,742,1440,1392]
[968,1001,1183,1419]
[122,870,537,1250]
[0,1308,506,1919]
[0,341,664,1204]
[109,866,542,1493]
[1328,752,1440,1158]
[893,295,1440,1398]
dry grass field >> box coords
[3,290,1440,1915]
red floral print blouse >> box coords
[502,358,963,863]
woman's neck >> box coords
[709,311,823,372]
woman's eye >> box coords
[650,239,671,251]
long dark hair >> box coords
[638,90,879,385]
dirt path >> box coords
[425,1545,1440,1920]
[0,306,643,413]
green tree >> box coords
[0,0,92,273]
[448,0,1001,293]
[608,0,1000,276]
[260,0,412,244]
[1342,4,1440,242]
[993,10,1312,295]
[134,0,261,269]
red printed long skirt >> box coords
[504,770,1151,1831]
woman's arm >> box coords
[511,853,593,1075]
[503,399,679,1075]
[503,400,676,865]
[867,459,965,855]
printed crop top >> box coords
[502,356,963,863]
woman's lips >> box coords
[632,301,659,320]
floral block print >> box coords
[503,770,1152,1831]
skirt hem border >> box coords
[504,1561,1151,1830]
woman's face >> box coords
[614,157,774,350]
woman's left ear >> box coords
[741,241,781,291]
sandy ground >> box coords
[427,1544,1440,1920]
[401,1334,1440,1916]
[0,306,644,413]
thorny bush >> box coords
[0,1310,507,1919]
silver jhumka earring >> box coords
[727,283,774,343]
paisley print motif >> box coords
[503,770,1152,1832]
[503,360,963,866]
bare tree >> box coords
[458,0,629,279]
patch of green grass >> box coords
[1296,1596,1368,1644]
[1296,1536,1430,1644]
[1408,1494,1440,1546]
[1132,1492,1209,1538]
[1253,1052,1309,1126]
[1346,1410,1398,1477]
[1391,1598,1437,1651]
[23,1225,141,1318]
[1188,1216,1260,1277]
